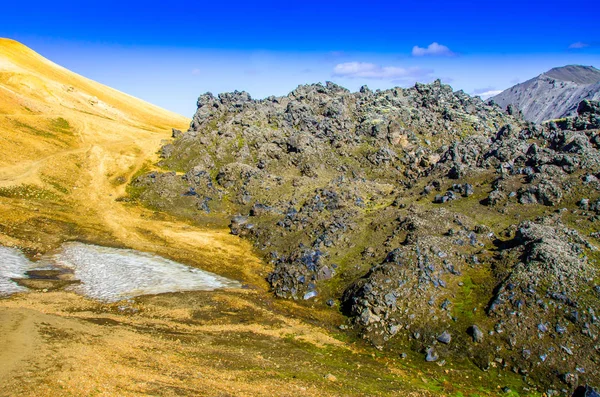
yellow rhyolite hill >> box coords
[0,38,189,170]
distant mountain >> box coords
[490,65,600,123]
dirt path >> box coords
[0,309,38,378]
[0,145,91,188]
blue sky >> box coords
[1,0,599,116]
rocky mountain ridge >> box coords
[130,80,600,394]
[491,65,600,123]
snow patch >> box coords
[0,246,32,295]
[0,243,240,301]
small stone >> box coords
[440,299,451,310]
[425,347,439,362]
[463,184,474,197]
[359,309,380,325]
[560,345,573,355]
[437,331,452,344]
[469,325,484,343]
[579,198,591,210]
[561,372,578,386]
[324,373,337,382]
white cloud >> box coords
[473,89,503,99]
[412,42,455,57]
[332,62,433,81]
[472,87,495,95]
[191,68,201,75]
[569,42,589,49]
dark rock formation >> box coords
[573,386,600,397]
[129,80,600,391]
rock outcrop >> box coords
[129,80,600,393]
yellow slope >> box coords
[0,37,189,169]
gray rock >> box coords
[463,183,475,197]
[487,190,506,206]
[579,198,591,210]
[425,347,439,362]
[229,215,253,236]
[469,325,484,343]
[437,331,452,344]
[359,309,380,325]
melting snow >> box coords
[0,242,240,301]
[0,246,32,295]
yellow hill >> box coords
[0,37,189,170]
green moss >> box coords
[11,119,55,138]
[236,134,246,149]
[125,162,154,200]
[0,184,58,200]
[110,175,128,186]
[50,117,72,134]
[40,175,70,194]
[10,117,74,140]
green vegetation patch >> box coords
[49,117,73,135]
[0,184,58,200]
[11,119,55,138]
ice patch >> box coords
[0,242,240,301]
[0,246,32,295]
[51,242,240,302]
